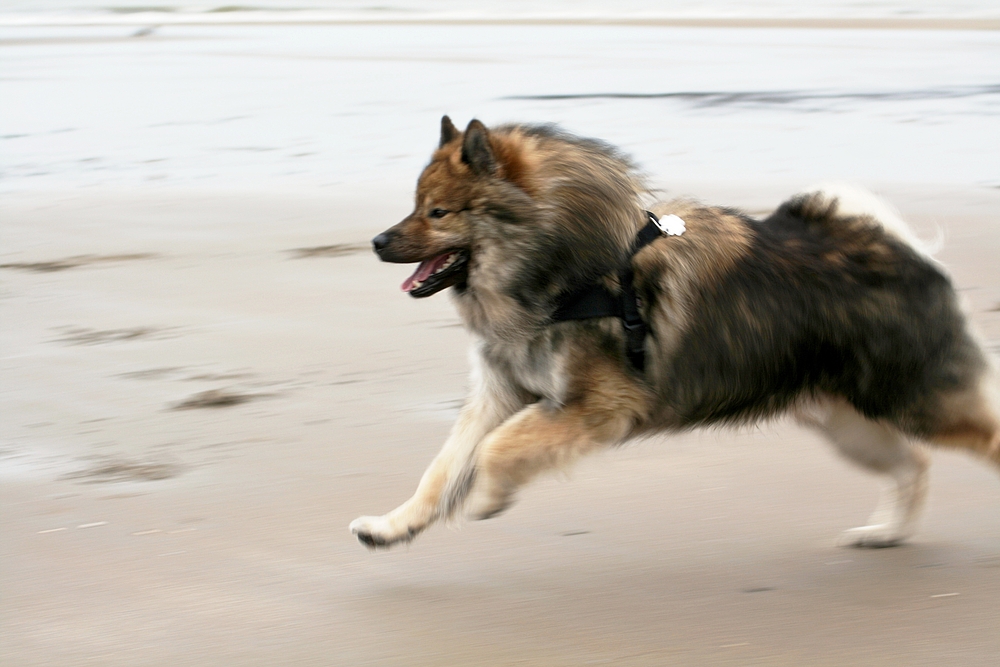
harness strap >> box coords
[551,211,666,373]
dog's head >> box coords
[374,117,646,313]
[373,116,500,298]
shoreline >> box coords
[2,13,999,31]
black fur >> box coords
[660,197,983,434]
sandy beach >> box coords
[2,183,999,666]
[3,6,1000,666]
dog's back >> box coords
[642,190,987,435]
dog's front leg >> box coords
[350,356,525,548]
[468,385,645,520]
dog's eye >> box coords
[428,208,449,219]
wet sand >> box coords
[2,184,999,666]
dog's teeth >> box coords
[433,253,457,275]
[412,280,423,288]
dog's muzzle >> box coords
[372,232,392,260]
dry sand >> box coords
[2,184,999,666]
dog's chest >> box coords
[479,335,568,403]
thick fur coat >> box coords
[351,117,1000,549]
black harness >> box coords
[551,211,670,374]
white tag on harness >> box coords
[654,214,686,236]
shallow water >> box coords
[4,1,1000,18]
[1,6,998,193]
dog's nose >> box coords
[372,233,390,255]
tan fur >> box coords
[928,379,1000,466]
[470,359,647,519]
[351,118,1000,550]
[637,202,755,393]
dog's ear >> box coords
[439,115,460,147]
[461,119,496,176]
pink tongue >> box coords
[401,252,454,292]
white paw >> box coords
[349,515,416,549]
[838,524,909,549]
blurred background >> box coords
[3,1,999,192]
[3,3,1000,666]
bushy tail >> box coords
[795,182,943,258]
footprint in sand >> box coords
[0,253,157,273]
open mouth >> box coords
[401,250,469,298]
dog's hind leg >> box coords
[922,373,1000,471]
[349,355,526,549]
[797,398,929,548]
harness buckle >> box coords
[551,210,684,375]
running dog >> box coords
[350,116,1000,549]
